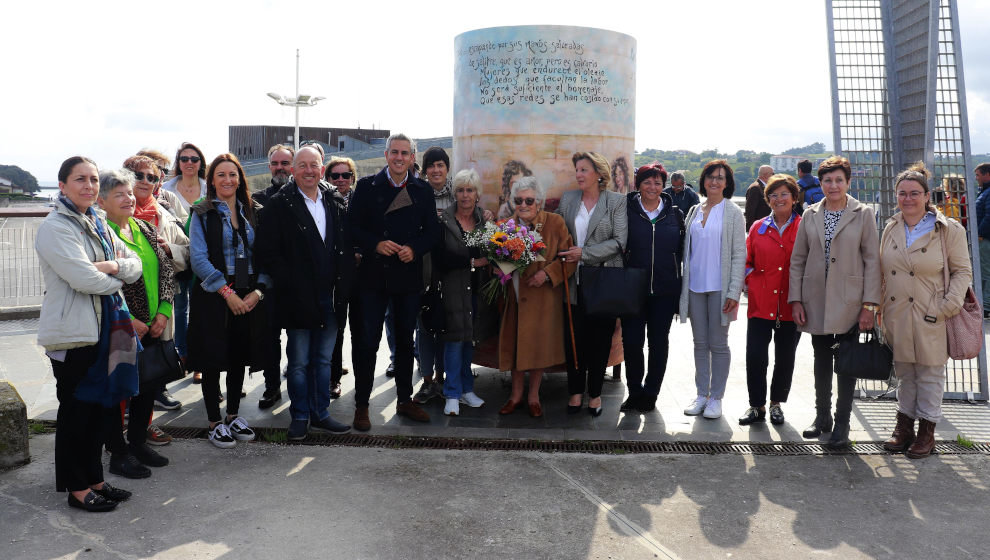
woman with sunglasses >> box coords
[620,163,685,414]
[325,156,358,398]
[557,151,628,417]
[498,177,576,417]
[162,142,207,383]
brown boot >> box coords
[906,418,936,459]
[396,401,430,422]
[353,405,371,432]
[883,412,916,453]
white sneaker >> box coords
[227,416,256,441]
[684,396,708,416]
[703,398,723,419]
[444,398,460,417]
[459,392,485,408]
[208,423,236,449]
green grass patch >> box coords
[261,430,287,443]
[29,422,51,435]
[956,433,975,449]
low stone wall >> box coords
[0,382,29,469]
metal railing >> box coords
[0,216,45,308]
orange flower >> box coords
[505,237,525,260]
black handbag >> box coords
[138,337,185,391]
[420,280,446,335]
[578,262,648,317]
[833,324,893,381]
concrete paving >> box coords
[3,433,990,559]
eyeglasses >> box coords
[513,197,537,206]
[897,190,926,200]
[706,175,726,183]
[329,172,353,180]
[179,156,201,163]
[133,171,160,184]
[768,192,791,200]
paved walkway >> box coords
[2,304,988,444]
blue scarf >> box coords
[60,194,141,406]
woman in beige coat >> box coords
[880,163,972,459]
[789,156,882,449]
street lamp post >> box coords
[267,49,325,151]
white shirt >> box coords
[162,177,207,211]
[299,187,327,241]
[689,200,724,293]
[639,197,663,221]
[574,200,597,284]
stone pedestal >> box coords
[0,382,30,469]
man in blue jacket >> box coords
[347,133,439,430]
[974,162,990,315]
[255,146,354,439]
[797,159,823,207]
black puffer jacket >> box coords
[625,191,684,297]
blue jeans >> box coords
[285,306,337,422]
[416,316,444,379]
[173,276,191,358]
[442,341,475,399]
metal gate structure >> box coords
[825,0,987,400]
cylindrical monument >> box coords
[453,25,637,216]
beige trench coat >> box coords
[879,212,972,366]
[788,194,882,335]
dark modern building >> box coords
[826,0,985,399]
[228,125,390,160]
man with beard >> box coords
[254,144,294,408]
[255,146,354,439]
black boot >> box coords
[802,412,833,439]
[826,422,851,450]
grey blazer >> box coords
[556,189,628,305]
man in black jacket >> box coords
[347,133,439,431]
[255,146,353,440]
[253,144,295,409]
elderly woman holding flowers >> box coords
[494,176,576,417]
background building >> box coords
[826,0,985,399]
[228,125,390,161]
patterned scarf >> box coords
[59,194,140,406]
[133,195,159,226]
[120,219,176,323]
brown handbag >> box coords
[939,226,983,360]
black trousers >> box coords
[261,290,283,394]
[200,311,251,423]
[565,301,615,399]
[745,318,800,407]
[621,293,678,399]
[330,298,352,385]
[353,286,420,407]
[52,345,105,493]
[103,391,154,453]
[811,333,856,424]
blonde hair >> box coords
[571,151,612,191]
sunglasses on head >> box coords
[179,156,201,163]
[329,172,353,180]
[513,197,536,206]
[133,171,160,184]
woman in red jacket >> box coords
[740,175,802,426]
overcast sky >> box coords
[3,0,988,183]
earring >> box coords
[598,177,604,185]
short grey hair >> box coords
[99,168,135,199]
[510,176,545,203]
[670,171,685,183]
[452,168,482,196]
[385,132,417,154]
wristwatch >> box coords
[253,289,265,301]
[862,304,878,312]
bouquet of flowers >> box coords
[464,218,547,303]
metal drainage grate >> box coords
[148,424,987,456]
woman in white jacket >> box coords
[678,160,746,420]
[36,156,143,512]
